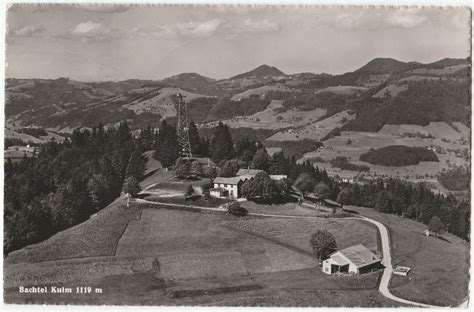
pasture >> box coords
[5,202,389,306]
[266,110,354,141]
[301,122,469,188]
[347,206,469,307]
[205,100,327,130]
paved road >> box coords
[358,216,441,308]
[132,198,446,307]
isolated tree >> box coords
[122,176,141,197]
[293,173,315,195]
[251,147,270,171]
[314,181,332,199]
[428,216,446,236]
[336,187,352,206]
[241,172,278,199]
[310,230,337,261]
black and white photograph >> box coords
[2,1,472,308]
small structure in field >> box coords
[424,229,431,237]
[394,265,411,276]
[323,199,342,208]
[322,244,381,275]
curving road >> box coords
[132,198,446,307]
[358,216,442,308]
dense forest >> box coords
[437,167,470,191]
[359,145,439,166]
[4,123,147,255]
[343,79,470,132]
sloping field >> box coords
[316,85,368,95]
[373,84,407,98]
[114,208,325,279]
[349,206,469,307]
[424,122,464,141]
[223,217,379,255]
[378,124,431,137]
[266,110,354,141]
[6,200,141,264]
[208,100,327,130]
[125,87,210,118]
[407,64,469,75]
[451,122,470,138]
[230,84,292,101]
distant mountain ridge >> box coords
[5,56,470,133]
[229,64,286,80]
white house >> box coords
[322,244,381,275]
[212,169,288,199]
[212,176,252,198]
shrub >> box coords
[122,176,141,197]
[185,184,195,197]
[226,202,248,217]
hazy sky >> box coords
[5,4,471,81]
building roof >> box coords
[324,199,342,207]
[213,177,244,185]
[336,244,381,268]
[236,168,264,176]
[330,254,349,266]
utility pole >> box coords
[175,94,193,158]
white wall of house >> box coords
[213,183,239,198]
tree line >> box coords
[4,122,147,255]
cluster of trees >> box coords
[437,166,470,191]
[359,145,438,167]
[330,156,370,172]
[4,122,147,255]
[336,179,470,240]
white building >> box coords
[212,169,287,199]
[322,244,381,275]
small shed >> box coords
[324,199,342,208]
[322,244,381,275]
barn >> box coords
[322,244,381,275]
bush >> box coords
[226,202,248,217]
[185,184,195,197]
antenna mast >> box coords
[175,94,193,158]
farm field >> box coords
[266,110,355,141]
[315,85,368,95]
[301,122,469,188]
[204,100,327,130]
[124,87,211,118]
[230,84,292,101]
[4,203,391,306]
[347,206,470,307]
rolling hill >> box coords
[5,57,470,143]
